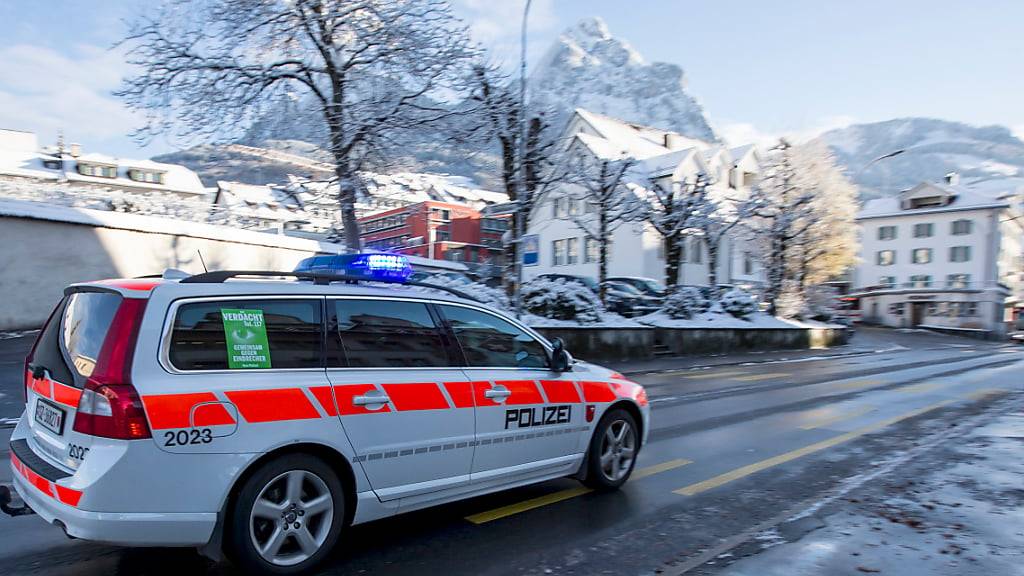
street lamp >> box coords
[513,0,532,319]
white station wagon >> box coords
[4,257,650,574]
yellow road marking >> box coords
[684,370,746,380]
[898,382,942,394]
[832,379,885,390]
[798,405,876,430]
[964,388,1008,401]
[674,400,953,496]
[732,373,791,382]
[465,458,692,525]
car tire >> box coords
[226,454,346,575]
[582,408,639,491]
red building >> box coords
[359,201,508,271]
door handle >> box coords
[484,387,511,402]
[353,394,390,406]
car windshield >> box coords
[607,282,642,295]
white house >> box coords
[0,129,208,199]
[852,174,1024,336]
[523,109,764,291]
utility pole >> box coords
[513,0,532,319]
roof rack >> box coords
[179,270,480,302]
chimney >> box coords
[69,143,81,158]
[664,133,683,149]
[944,172,959,186]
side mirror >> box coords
[550,337,572,372]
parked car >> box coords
[605,276,666,299]
[534,274,658,317]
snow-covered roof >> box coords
[0,129,206,196]
[728,144,757,165]
[360,172,508,213]
[573,108,708,160]
[858,179,1012,219]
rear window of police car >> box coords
[169,299,322,370]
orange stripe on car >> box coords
[142,393,235,429]
[333,384,393,415]
[382,383,450,411]
[225,388,321,423]
[309,386,338,417]
[50,381,82,408]
[491,380,545,405]
[443,381,476,408]
[580,381,617,403]
[539,380,582,403]
[53,484,84,507]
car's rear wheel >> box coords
[582,408,639,490]
[226,454,345,575]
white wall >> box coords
[0,200,345,329]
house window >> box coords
[909,274,932,288]
[436,230,450,241]
[949,246,971,262]
[77,163,117,178]
[889,302,905,315]
[585,238,600,263]
[878,226,897,240]
[913,223,933,238]
[951,219,973,235]
[910,196,944,208]
[552,239,566,266]
[877,250,895,266]
[128,169,165,184]
[743,253,753,275]
[691,237,703,264]
[946,273,970,288]
[879,276,896,288]
[552,197,570,219]
[912,248,932,264]
[566,237,579,265]
[568,198,582,216]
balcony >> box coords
[850,280,1010,296]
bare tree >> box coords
[747,139,817,314]
[689,191,753,300]
[464,65,559,285]
[563,148,638,303]
[633,172,713,289]
[117,0,479,249]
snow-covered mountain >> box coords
[156,17,719,187]
[531,17,717,142]
[815,118,1024,200]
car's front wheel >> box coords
[582,408,639,490]
[226,454,346,575]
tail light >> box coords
[73,298,151,440]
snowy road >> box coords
[0,328,1020,575]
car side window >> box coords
[169,299,322,371]
[439,305,549,369]
[331,299,452,368]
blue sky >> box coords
[2,1,1022,158]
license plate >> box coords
[34,398,65,435]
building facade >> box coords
[358,200,509,277]
[524,109,765,291]
[852,176,1024,336]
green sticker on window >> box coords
[221,308,272,369]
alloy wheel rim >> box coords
[249,469,334,566]
[599,419,636,482]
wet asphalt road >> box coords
[0,328,1021,576]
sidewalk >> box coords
[605,343,885,375]
[690,399,1024,576]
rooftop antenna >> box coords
[197,250,209,273]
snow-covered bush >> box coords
[661,286,709,319]
[521,277,602,323]
[416,276,510,311]
[719,289,758,318]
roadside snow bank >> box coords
[636,311,844,330]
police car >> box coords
[5,255,650,574]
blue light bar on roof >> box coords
[294,252,413,282]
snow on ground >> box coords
[523,312,646,329]
[635,311,845,330]
[714,408,1024,576]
